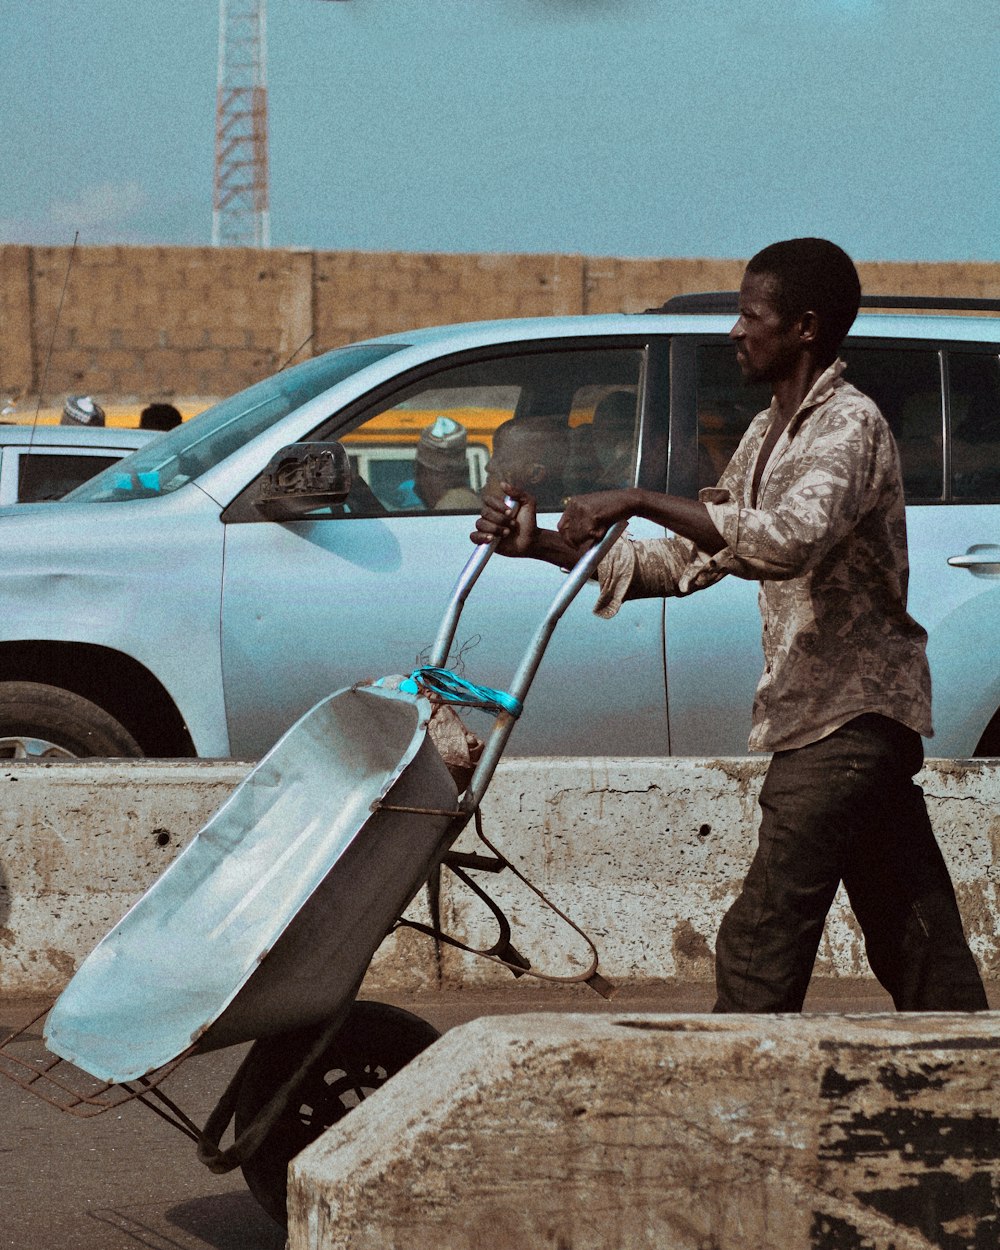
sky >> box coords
[2,0,999,263]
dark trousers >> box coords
[714,713,988,1013]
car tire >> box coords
[235,1000,441,1227]
[0,681,144,759]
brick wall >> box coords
[2,243,999,412]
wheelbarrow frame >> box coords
[5,515,626,1221]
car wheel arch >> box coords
[0,641,196,758]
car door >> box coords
[218,339,669,759]
[910,345,1000,755]
[664,335,1000,758]
[661,337,767,754]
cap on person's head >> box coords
[61,395,106,427]
[416,416,468,473]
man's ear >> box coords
[798,310,820,345]
[527,461,546,486]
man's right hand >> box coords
[471,484,538,557]
[473,483,612,571]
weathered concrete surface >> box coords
[288,1011,1000,1250]
[0,761,248,994]
[2,758,998,996]
[429,755,1000,991]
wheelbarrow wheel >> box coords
[235,999,441,1227]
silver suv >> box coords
[1,295,998,760]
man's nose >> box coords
[729,318,744,340]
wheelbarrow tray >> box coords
[44,682,458,1083]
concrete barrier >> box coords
[1,757,998,997]
[287,1010,1000,1250]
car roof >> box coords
[369,307,1000,354]
[0,424,156,447]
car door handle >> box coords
[948,544,1000,575]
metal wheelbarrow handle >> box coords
[427,497,627,810]
[428,496,521,668]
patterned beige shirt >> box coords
[595,359,932,752]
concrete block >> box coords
[288,1011,1000,1250]
[9,242,995,400]
[430,757,1000,989]
[0,758,996,999]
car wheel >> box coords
[0,681,144,759]
[235,1000,441,1227]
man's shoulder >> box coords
[832,375,880,411]
[826,377,891,434]
[435,486,481,510]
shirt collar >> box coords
[800,357,846,410]
[769,357,847,436]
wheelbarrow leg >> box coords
[234,1000,441,1228]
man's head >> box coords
[61,395,106,427]
[485,416,567,506]
[415,415,472,507]
[140,403,183,431]
[732,238,861,384]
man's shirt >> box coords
[595,359,932,753]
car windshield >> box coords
[66,343,405,502]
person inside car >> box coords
[484,415,569,511]
[414,416,481,510]
[473,236,988,1015]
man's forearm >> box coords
[525,526,583,567]
[626,488,726,555]
[498,487,726,569]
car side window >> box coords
[950,352,1000,501]
[838,347,943,500]
[695,344,769,488]
[325,348,645,516]
[695,342,947,502]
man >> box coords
[61,395,106,427]
[414,416,481,510]
[484,416,569,511]
[473,237,987,1014]
[140,402,183,431]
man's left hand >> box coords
[557,489,635,550]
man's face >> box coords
[729,270,804,385]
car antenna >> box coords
[276,332,314,372]
[29,231,80,454]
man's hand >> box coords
[557,489,636,551]
[472,484,591,569]
[471,484,539,557]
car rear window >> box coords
[950,351,1000,501]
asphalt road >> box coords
[0,979,917,1249]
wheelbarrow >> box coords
[1,512,624,1227]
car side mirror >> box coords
[253,441,352,520]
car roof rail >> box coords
[646,292,739,314]
[647,292,1000,315]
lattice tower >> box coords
[212,0,270,247]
